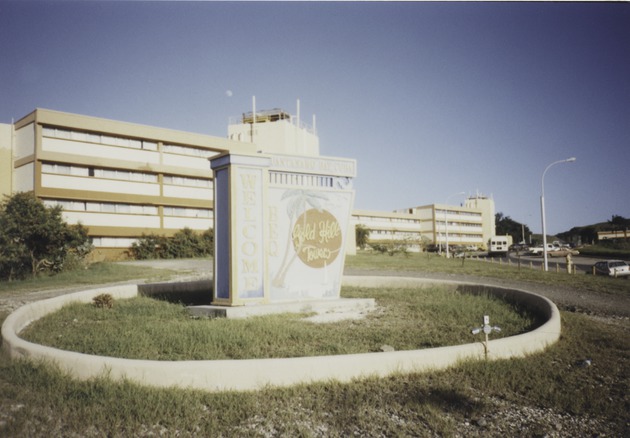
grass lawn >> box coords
[346,251,630,297]
[1,254,628,436]
[0,262,177,296]
[20,285,534,360]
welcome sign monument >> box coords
[210,151,356,306]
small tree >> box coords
[608,215,630,230]
[0,192,91,280]
[355,224,370,250]
[496,212,531,244]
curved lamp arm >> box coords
[541,157,576,271]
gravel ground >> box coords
[1,260,628,437]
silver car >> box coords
[592,260,630,277]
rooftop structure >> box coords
[241,108,291,124]
[228,101,319,156]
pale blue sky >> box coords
[1,1,628,234]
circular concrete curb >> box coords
[1,276,561,392]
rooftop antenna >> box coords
[251,95,256,143]
[297,98,303,154]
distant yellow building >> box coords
[347,196,495,255]
[348,209,425,254]
[598,230,629,240]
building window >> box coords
[42,126,158,152]
[93,168,157,183]
[163,207,212,218]
[163,175,212,188]
[91,237,138,248]
[163,144,219,158]
[43,162,157,183]
[43,199,86,211]
[42,163,89,177]
[45,198,159,216]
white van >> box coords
[488,235,512,255]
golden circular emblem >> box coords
[292,209,342,268]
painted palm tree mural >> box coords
[272,189,336,287]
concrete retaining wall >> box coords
[1,276,561,392]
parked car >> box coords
[548,248,580,257]
[527,244,558,256]
[592,260,630,277]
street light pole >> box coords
[444,192,466,259]
[541,157,576,271]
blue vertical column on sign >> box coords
[210,153,271,306]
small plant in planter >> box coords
[93,293,114,309]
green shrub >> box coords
[92,293,114,309]
[130,228,213,260]
[130,233,165,260]
[370,241,410,257]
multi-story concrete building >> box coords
[346,195,495,255]
[0,123,12,198]
[348,209,425,253]
[464,194,496,245]
[1,107,494,260]
[402,202,490,250]
[0,109,257,260]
